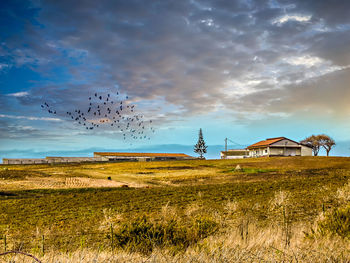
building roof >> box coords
[94,152,192,158]
[46,157,97,159]
[300,143,313,148]
[247,137,299,149]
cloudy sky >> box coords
[1,0,350,158]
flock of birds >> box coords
[41,92,155,142]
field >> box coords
[0,157,350,262]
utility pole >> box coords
[225,138,228,159]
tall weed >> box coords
[113,214,218,254]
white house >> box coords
[220,149,249,159]
[247,137,313,157]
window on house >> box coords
[265,149,268,153]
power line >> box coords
[223,137,247,159]
[226,138,246,147]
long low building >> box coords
[3,152,194,164]
[2,158,48,165]
[45,156,106,163]
[94,152,194,162]
[2,157,106,165]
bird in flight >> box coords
[41,90,155,143]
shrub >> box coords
[316,205,350,238]
[193,215,218,239]
[113,215,217,254]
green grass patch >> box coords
[241,168,277,174]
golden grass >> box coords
[0,176,147,190]
[2,224,349,263]
[1,157,350,262]
[2,156,350,190]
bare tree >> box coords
[301,135,321,156]
[318,134,336,156]
[301,134,336,156]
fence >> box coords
[0,224,117,256]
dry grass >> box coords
[2,156,350,190]
[336,179,350,204]
[0,176,147,190]
[1,157,350,262]
[1,225,349,262]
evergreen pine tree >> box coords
[194,128,208,159]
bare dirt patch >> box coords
[0,176,146,190]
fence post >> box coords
[41,235,44,255]
[110,223,114,251]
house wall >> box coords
[222,155,246,159]
[269,147,284,156]
[284,147,298,156]
[301,145,313,156]
[269,147,301,156]
[249,147,269,157]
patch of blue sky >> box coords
[0,66,42,94]
[46,65,73,84]
[0,0,42,38]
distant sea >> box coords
[1,142,349,163]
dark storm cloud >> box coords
[233,67,350,119]
[2,0,350,124]
[307,29,350,66]
[269,67,350,114]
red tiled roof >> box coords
[94,152,191,158]
[247,137,286,149]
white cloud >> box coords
[283,55,323,67]
[222,79,264,97]
[8,125,37,131]
[0,63,9,70]
[273,14,311,25]
[7,91,29,97]
[200,18,214,27]
[0,114,62,122]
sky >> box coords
[1,0,350,159]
